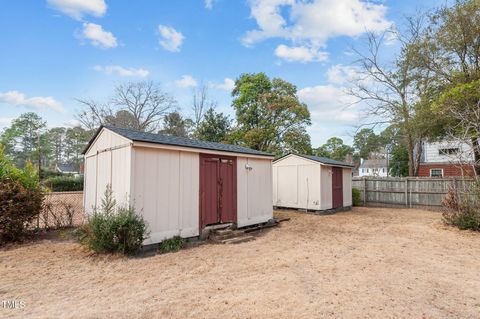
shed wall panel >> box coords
[237,157,273,227]
[276,165,298,207]
[343,168,353,206]
[131,147,199,244]
[320,165,333,210]
[298,165,321,210]
[83,155,97,214]
[85,128,130,157]
[273,154,314,167]
[84,146,132,214]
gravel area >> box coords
[1,207,479,318]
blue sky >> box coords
[0,0,441,147]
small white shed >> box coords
[273,154,354,211]
[82,126,274,245]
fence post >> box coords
[363,177,367,206]
[405,178,408,208]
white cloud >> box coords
[0,91,65,113]
[158,25,184,52]
[0,117,13,128]
[326,64,360,84]
[64,119,81,127]
[243,0,392,62]
[175,75,198,88]
[94,65,150,78]
[81,22,117,49]
[47,0,107,20]
[213,78,235,91]
[298,85,358,124]
[275,44,328,63]
[205,0,214,9]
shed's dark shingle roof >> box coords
[274,153,354,167]
[84,125,273,157]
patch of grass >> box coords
[158,236,185,254]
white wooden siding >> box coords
[320,165,332,210]
[237,157,273,227]
[83,128,132,214]
[342,168,353,206]
[423,140,474,163]
[131,147,200,244]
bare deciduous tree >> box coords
[349,19,430,176]
[76,81,176,132]
[191,84,216,130]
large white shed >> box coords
[273,154,354,211]
[82,126,274,245]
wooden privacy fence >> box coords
[352,177,476,210]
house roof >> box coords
[56,163,78,173]
[274,153,355,168]
[359,159,387,169]
[83,125,273,157]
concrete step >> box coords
[211,230,246,241]
[222,236,255,244]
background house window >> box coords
[439,148,459,155]
[430,168,443,177]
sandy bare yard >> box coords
[1,207,480,318]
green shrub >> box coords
[0,147,44,244]
[352,188,362,206]
[0,179,44,243]
[43,175,84,192]
[159,236,185,254]
[80,186,147,254]
[39,169,63,180]
[442,183,480,231]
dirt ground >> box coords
[1,207,480,319]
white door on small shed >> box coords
[273,155,321,210]
[276,165,298,206]
[83,128,132,214]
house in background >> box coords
[55,163,80,176]
[358,158,388,177]
[418,140,475,177]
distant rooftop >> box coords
[56,163,79,173]
[359,159,387,168]
[275,153,355,167]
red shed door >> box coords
[332,167,343,209]
[200,155,237,228]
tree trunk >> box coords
[413,140,423,176]
[472,137,480,176]
[407,134,414,177]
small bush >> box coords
[80,186,147,254]
[352,188,362,206]
[0,148,44,244]
[43,175,84,192]
[159,236,185,254]
[0,179,44,243]
[442,184,480,231]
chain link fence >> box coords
[39,191,86,229]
